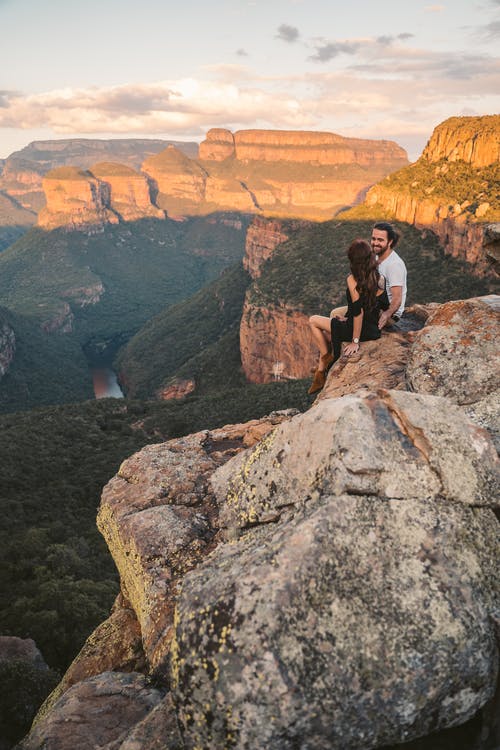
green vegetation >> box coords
[0,307,93,413]
[0,215,249,412]
[116,263,251,398]
[0,383,310,675]
[0,659,60,747]
[376,159,500,220]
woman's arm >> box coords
[344,274,362,356]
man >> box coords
[371,221,407,329]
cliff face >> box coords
[363,115,500,271]
[240,302,318,382]
[422,115,500,167]
[37,164,164,230]
[22,295,500,750]
[0,138,197,215]
[90,163,164,222]
[146,128,408,221]
[38,167,119,231]
[200,127,408,166]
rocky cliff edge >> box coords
[21,293,500,750]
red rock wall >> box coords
[240,301,317,383]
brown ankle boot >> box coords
[308,368,326,395]
[321,351,334,370]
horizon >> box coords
[1,0,499,161]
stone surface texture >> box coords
[18,672,164,750]
[96,413,296,677]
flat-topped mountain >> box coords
[33,128,408,229]
[38,163,164,230]
[199,127,407,165]
[145,128,408,221]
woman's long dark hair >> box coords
[347,239,380,310]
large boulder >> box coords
[406,295,500,447]
[96,413,297,677]
[171,390,500,749]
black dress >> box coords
[330,284,390,362]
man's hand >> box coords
[378,310,391,329]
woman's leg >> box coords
[331,318,353,362]
[308,315,332,370]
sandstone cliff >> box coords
[144,128,408,221]
[200,127,408,166]
[38,167,119,231]
[20,294,500,750]
[37,164,164,230]
[90,163,164,222]
[362,115,500,271]
[243,216,307,279]
[422,115,500,167]
[0,138,197,215]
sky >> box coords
[0,0,499,161]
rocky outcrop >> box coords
[243,216,306,278]
[37,163,165,230]
[406,295,500,448]
[19,672,169,750]
[38,167,119,231]
[96,413,296,677]
[156,378,196,400]
[22,296,500,750]
[0,318,15,377]
[142,146,207,209]
[90,163,164,221]
[364,115,500,272]
[200,127,408,166]
[422,115,500,167]
[40,302,75,334]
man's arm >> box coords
[378,286,402,329]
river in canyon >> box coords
[90,367,124,399]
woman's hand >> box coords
[332,315,347,322]
[343,341,360,356]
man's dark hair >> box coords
[373,221,400,248]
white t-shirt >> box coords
[378,250,407,317]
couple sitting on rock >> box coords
[308,221,407,395]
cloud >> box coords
[309,40,360,62]
[275,24,300,43]
[236,48,248,56]
[424,4,445,11]
[475,19,500,40]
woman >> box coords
[308,238,389,394]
